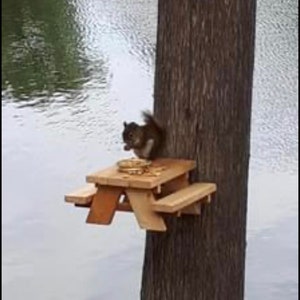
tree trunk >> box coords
[141,1,256,300]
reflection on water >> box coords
[251,0,298,174]
[2,0,298,299]
[2,0,91,103]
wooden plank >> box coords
[152,183,216,213]
[160,173,189,195]
[65,184,96,205]
[116,202,133,212]
[126,189,167,231]
[73,199,133,212]
[160,174,200,215]
[86,186,123,225]
[149,159,196,189]
[86,158,196,189]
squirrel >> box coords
[122,111,164,160]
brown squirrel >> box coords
[122,111,164,159]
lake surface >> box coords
[2,0,298,299]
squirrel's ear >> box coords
[123,122,127,127]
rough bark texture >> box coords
[141,1,256,300]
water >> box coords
[2,0,298,299]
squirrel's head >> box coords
[122,121,144,148]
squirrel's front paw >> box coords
[124,145,131,151]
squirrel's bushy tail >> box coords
[142,110,164,136]
[142,110,165,158]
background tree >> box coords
[141,1,256,299]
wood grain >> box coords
[65,184,96,205]
[160,174,201,215]
[86,158,195,189]
[126,189,167,231]
[153,183,216,213]
[86,186,123,224]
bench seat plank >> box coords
[152,183,216,213]
[65,184,97,205]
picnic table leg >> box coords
[86,186,123,225]
[126,189,167,232]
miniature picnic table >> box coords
[65,158,216,232]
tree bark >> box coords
[141,1,256,300]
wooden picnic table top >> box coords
[86,158,196,189]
